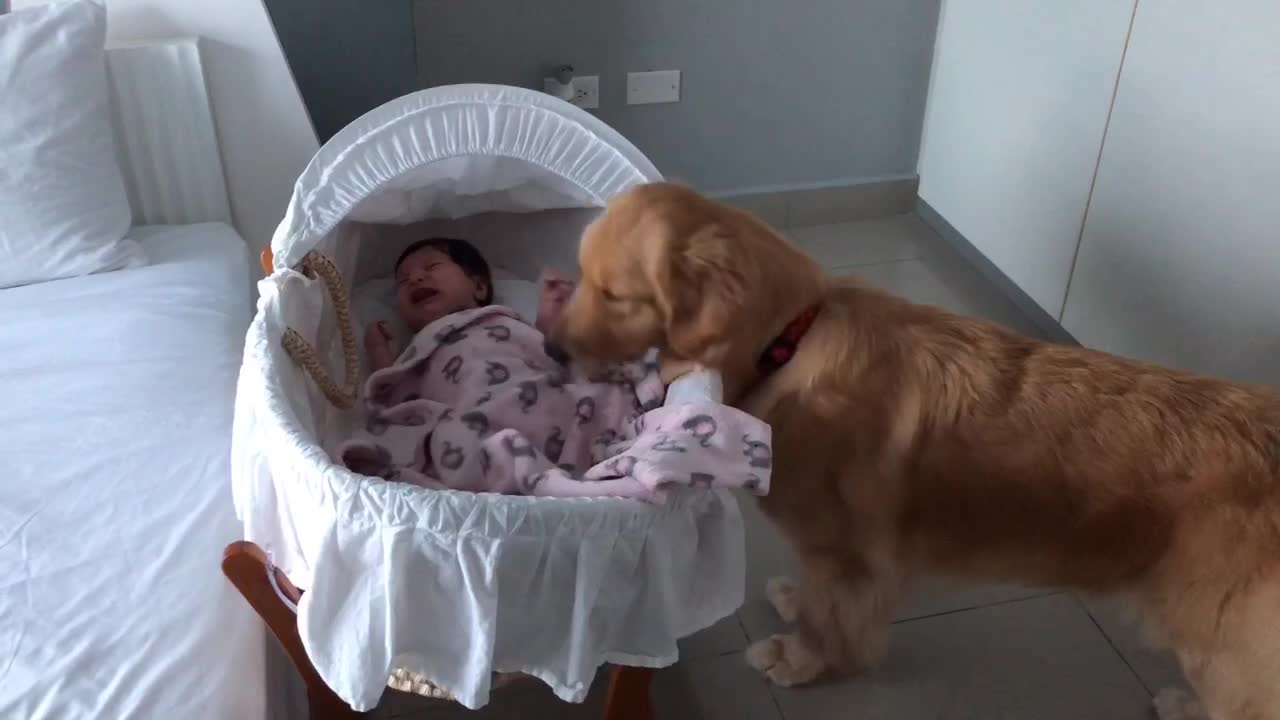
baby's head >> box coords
[394,237,494,331]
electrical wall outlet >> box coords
[626,70,680,105]
[544,74,599,110]
[572,75,599,109]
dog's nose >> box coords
[543,337,571,365]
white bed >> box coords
[0,221,264,712]
[0,224,268,719]
[0,16,279,718]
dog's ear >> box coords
[653,223,747,365]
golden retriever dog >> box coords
[550,181,1280,720]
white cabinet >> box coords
[917,0,1137,317]
[1060,0,1280,385]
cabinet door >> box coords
[918,0,1136,317]
[1061,0,1280,385]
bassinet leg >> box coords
[602,666,655,720]
[222,541,372,720]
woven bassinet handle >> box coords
[281,251,360,409]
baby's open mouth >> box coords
[409,287,438,303]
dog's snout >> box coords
[543,336,571,366]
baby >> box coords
[364,237,573,370]
[339,235,772,502]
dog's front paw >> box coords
[1152,688,1207,720]
[745,634,827,687]
[765,576,799,623]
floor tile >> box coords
[735,493,1054,644]
[1077,595,1190,696]
[766,593,1153,720]
[679,613,749,660]
[652,665,706,720]
[847,254,1044,338]
[790,214,928,269]
[656,653,784,720]
[788,212,1045,338]
[895,578,1054,622]
[785,179,918,228]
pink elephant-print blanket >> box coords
[338,307,771,503]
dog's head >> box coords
[552,182,821,388]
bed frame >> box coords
[105,38,232,226]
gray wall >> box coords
[263,0,418,141]
[415,0,940,194]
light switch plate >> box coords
[627,70,681,105]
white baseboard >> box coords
[714,175,919,228]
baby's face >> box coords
[395,247,487,331]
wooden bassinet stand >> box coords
[222,248,655,719]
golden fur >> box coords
[552,182,1280,720]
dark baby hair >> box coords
[394,237,494,305]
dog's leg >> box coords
[1154,573,1280,720]
[764,576,800,623]
[1152,688,1208,720]
[1169,640,1280,720]
[744,632,828,687]
[747,553,897,687]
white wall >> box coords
[917,0,1136,318]
[414,0,941,195]
[1061,0,1280,385]
[14,0,319,255]
[262,0,418,142]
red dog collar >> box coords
[757,304,821,376]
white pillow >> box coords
[0,0,140,289]
[493,277,541,323]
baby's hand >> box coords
[536,268,575,335]
[364,321,394,371]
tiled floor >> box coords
[376,213,1188,719]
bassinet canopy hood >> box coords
[270,84,661,270]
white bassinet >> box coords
[231,85,748,711]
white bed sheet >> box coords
[0,224,267,720]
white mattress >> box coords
[0,224,267,720]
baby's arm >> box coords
[535,267,575,335]
[364,321,396,372]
